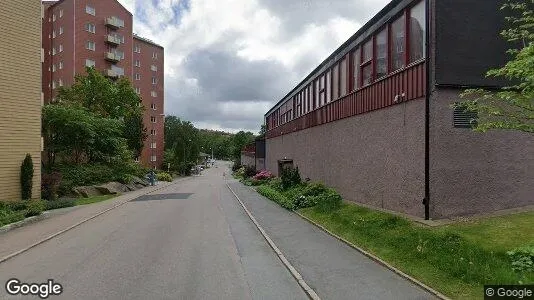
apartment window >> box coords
[151,155,157,162]
[150,116,156,123]
[353,48,360,90]
[52,30,56,38]
[134,157,140,163]
[376,28,388,78]
[59,9,63,18]
[116,50,124,60]
[151,103,157,110]
[59,61,63,69]
[59,44,63,52]
[362,39,373,86]
[52,47,56,55]
[340,57,347,96]
[135,74,140,80]
[314,79,319,110]
[135,87,140,94]
[326,70,331,103]
[59,26,64,35]
[85,23,96,33]
[150,142,157,149]
[86,5,95,16]
[85,59,95,67]
[391,14,406,71]
[152,52,158,59]
[151,65,158,71]
[150,129,156,135]
[319,74,325,106]
[152,77,157,84]
[52,64,56,72]
[134,45,141,53]
[59,79,63,87]
[52,81,57,89]
[151,91,157,97]
[52,14,56,22]
[410,1,426,63]
[135,60,140,67]
[86,41,95,51]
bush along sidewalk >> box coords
[246,167,534,299]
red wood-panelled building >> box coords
[264,0,534,219]
[42,0,165,168]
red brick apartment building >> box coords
[264,0,534,220]
[41,0,165,168]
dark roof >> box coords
[265,0,410,116]
[133,34,164,49]
[44,0,133,15]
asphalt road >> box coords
[0,163,308,300]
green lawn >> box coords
[299,203,534,300]
[74,195,116,206]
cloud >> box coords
[118,0,390,133]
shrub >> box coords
[268,178,283,191]
[257,185,295,209]
[41,172,62,201]
[244,166,257,178]
[24,200,45,217]
[44,199,76,211]
[302,182,329,197]
[232,160,242,172]
[280,166,301,190]
[507,246,534,273]
[253,170,273,181]
[234,167,246,179]
[314,188,343,212]
[0,210,25,227]
[156,172,173,182]
[20,154,34,200]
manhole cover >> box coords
[131,193,193,201]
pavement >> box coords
[0,162,435,299]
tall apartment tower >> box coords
[41,0,164,168]
[0,1,43,201]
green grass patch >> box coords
[299,203,534,299]
[74,195,115,206]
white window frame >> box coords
[59,44,63,52]
[151,65,157,71]
[59,9,63,18]
[59,61,64,69]
[85,59,95,67]
[86,41,95,51]
[86,5,95,16]
[59,26,64,35]
[151,155,157,162]
[135,87,140,94]
[151,91,157,97]
[135,74,140,80]
[52,14,56,22]
[150,142,157,149]
[85,23,95,34]
[134,45,141,53]
[150,116,156,123]
[152,77,157,84]
[52,30,56,38]
[52,47,56,55]
[135,60,140,67]
[150,129,156,135]
[59,79,63,87]
[151,103,157,110]
[52,64,56,72]
[152,52,157,59]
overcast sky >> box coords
[118,0,390,133]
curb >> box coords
[0,178,190,265]
[226,183,321,300]
[0,214,50,234]
[295,211,450,300]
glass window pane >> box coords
[319,75,325,106]
[410,1,426,62]
[362,64,373,86]
[353,48,360,89]
[326,70,331,103]
[363,39,373,62]
[332,64,339,100]
[376,29,388,78]
[315,80,319,109]
[391,15,406,71]
[340,58,347,96]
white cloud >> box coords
[118,0,390,132]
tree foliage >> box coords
[459,1,534,133]
[20,154,34,200]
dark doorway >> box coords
[277,159,294,175]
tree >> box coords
[124,111,147,158]
[459,1,534,133]
[20,154,34,200]
[231,131,255,159]
[258,124,266,137]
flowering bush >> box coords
[253,170,273,181]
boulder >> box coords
[134,183,145,190]
[131,176,150,187]
[95,182,130,195]
[73,186,103,198]
[125,183,138,191]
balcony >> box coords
[105,67,124,78]
[104,52,120,62]
[105,34,122,45]
[105,17,124,29]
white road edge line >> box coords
[0,179,187,265]
[226,183,321,300]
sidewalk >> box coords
[0,178,190,259]
[227,180,435,300]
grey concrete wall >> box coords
[266,98,426,217]
[256,158,265,171]
[241,154,255,168]
[429,88,534,218]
